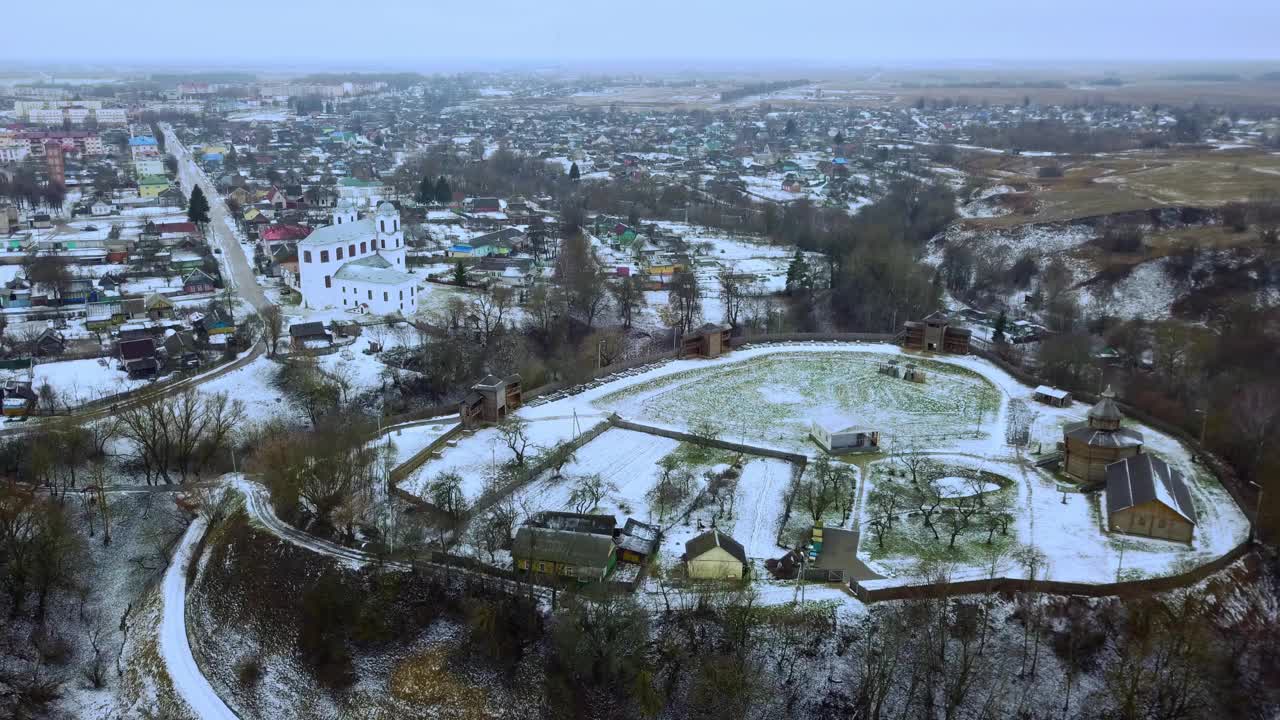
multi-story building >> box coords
[134,157,166,177]
[129,135,160,159]
[44,141,65,186]
[16,101,125,126]
[19,131,104,156]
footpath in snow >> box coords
[160,517,238,720]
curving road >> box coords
[160,516,240,720]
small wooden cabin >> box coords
[1033,385,1072,408]
[682,323,732,359]
[683,529,747,580]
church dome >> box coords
[376,201,398,215]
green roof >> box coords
[338,177,381,188]
[139,175,170,186]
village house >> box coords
[182,270,217,294]
[511,526,618,583]
[684,529,748,580]
[810,422,880,454]
[1104,454,1197,543]
[1,380,37,418]
[682,322,732,359]
[1033,385,1072,408]
[289,321,332,351]
[118,337,160,378]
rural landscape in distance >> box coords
[1,1,1279,718]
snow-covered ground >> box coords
[10,357,146,407]
[412,341,1249,594]
[197,354,292,423]
[160,517,237,720]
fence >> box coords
[387,422,465,486]
[851,541,1252,603]
[466,419,614,519]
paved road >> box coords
[161,125,271,314]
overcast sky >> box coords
[6,0,1279,68]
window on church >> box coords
[360,242,366,253]
[380,238,385,249]
[303,251,311,263]
[320,250,329,262]
[399,290,403,300]
[324,276,331,288]
[380,220,385,232]
[383,292,388,302]
[367,290,372,300]
[349,244,355,257]
[336,247,343,260]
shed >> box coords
[810,422,880,454]
[1033,385,1072,408]
[288,321,332,350]
[683,529,747,580]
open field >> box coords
[593,351,1000,452]
[963,149,1280,227]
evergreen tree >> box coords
[784,118,797,136]
[187,186,211,228]
[834,131,844,146]
[569,162,580,182]
[434,176,452,204]
[452,260,468,287]
[993,310,1008,344]
[416,176,432,204]
[785,250,811,294]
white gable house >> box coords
[298,200,418,314]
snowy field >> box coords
[382,419,459,467]
[592,350,1000,452]
[11,357,148,407]
[410,341,1248,594]
[197,354,293,423]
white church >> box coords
[298,199,419,314]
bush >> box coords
[1095,225,1144,253]
[236,654,264,688]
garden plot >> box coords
[593,351,1000,452]
[400,415,603,499]
[508,429,679,522]
[499,427,794,563]
[381,419,460,468]
[11,357,148,408]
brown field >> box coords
[960,149,1280,228]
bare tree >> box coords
[498,415,533,467]
[259,305,284,357]
[569,473,614,514]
